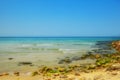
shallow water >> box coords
[0,37,120,73]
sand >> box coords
[0,69,120,80]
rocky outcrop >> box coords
[112,41,120,52]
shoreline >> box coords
[0,53,120,80]
[0,40,120,80]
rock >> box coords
[18,62,32,66]
[88,64,96,69]
[72,56,81,61]
[2,73,9,76]
[45,78,51,80]
[58,60,65,64]
[14,72,19,76]
[32,71,38,76]
[92,41,113,54]
[60,75,68,78]
[106,64,120,71]
[111,72,118,75]
[88,51,93,54]
[95,54,101,59]
[58,67,65,72]
[74,72,80,76]
[0,74,3,76]
[8,58,13,60]
[112,41,120,52]
[54,73,59,76]
[82,69,90,73]
[96,58,111,67]
[58,57,72,64]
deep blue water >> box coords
[0,37,120,43]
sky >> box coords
[0,0,120,37]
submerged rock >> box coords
[58,57,72,64]
[18,62,32,66]
[8,58,13,60]
[71,56,81,61]
[91,41,113,54]
[32,71,39,76]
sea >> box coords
[0,37,120,73]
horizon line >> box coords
[0,36,120,38]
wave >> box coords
[72,42,95,46]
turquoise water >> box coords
[0,37,119,54]
[0,37,120,72]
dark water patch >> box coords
[91,41,114,54]
[89,49,113,54]
[71,56,81,61]
[8,58,14,60]
[57,41,115,61]
[92,41,112,49]
[58,57,72,64]
[18,62,33,66]
[58,56,86,64]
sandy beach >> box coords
[0,39,120,80]
[0,67,120,80]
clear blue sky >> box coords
[0,0,120,37]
